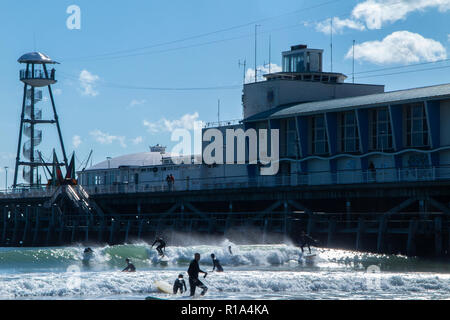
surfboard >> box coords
[145,296,167,300]
[156,255,169,266]
[155,280,173,294]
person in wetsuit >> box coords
[151,237,166,257]
[187,253,208,296]
[299,231,317,254]
[173,274,187,294]
[122,258,136,272]
[82,247,94,267]
[210,253,224,272]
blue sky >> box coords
[0,0,449,187]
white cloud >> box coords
[245,63,282,84]
[72,135,82,148]
[315,0,450,34]
[352,0,450,30]
[79,70,100,96]
[131,136,143,145]
[143,112,202,133]
[315,17,365,34]
[90,129,127,148]
[128,99,146,108]
[346,31,447,64]
[53,88,62,95]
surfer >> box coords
[211,253,224,272]
[122,258,136,272]
[228,246,233,255]
[151,237,166,257]
[82,247,94,266]
[187,253,208,296]
[299,231,317,254]
[173,274,187,294]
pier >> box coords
[0,176,449,257]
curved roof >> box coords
[244,83,450,122]
[18,52,59,64]
[85,152,168,171]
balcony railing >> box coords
[20,69,55,81]
[0,166,449,199]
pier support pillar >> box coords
[406,219,418,256]
[32,209,40,246]
[307,214,315,235]
[327,219,336,247]
[109,220,116,244]
[434,217,443,256]
[12,207,18,244]
[46,207,55,245]
[137,219,144,240]
[22,207,30,245]
[377,216,388,253]
[125,220,131,243]
[356,217,365,251]
[2,207,7,244]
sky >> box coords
[0,0,449,187]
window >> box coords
[312,115,328,155]
[340,112,359,153]
[406,103,429,147]
[286,118,298,157]
[371,108,393,151]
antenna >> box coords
[330,18,333,72]
[254,24,261,83]
[352,40,355,83]
[217,99,220,125]
[238,59,247,85]
[268,35,272,74]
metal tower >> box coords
[13,52,68,189]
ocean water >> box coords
[0,240,449,300]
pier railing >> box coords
[1,166,449,199]
[81,166,450,196]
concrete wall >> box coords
[243,79,384,119]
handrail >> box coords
[1,166,450,199]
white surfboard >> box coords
[155,280,173,294]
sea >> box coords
[0,239,449,300]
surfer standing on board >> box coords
[151,237,166,257]
[188,253,208,296]
[299,231,317,254]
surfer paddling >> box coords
[151,237,166,257]
[122,258,136,272]
[187,253,208,296]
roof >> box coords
[244,83,450,122]
[84,152,167,171]
[18,52,58,64]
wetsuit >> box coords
[122,263,136,272]
[299,234,315,254]
[152,239,166,256]
[173,278,187,294]
[212,257,224,272]
[188,259,208,296]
